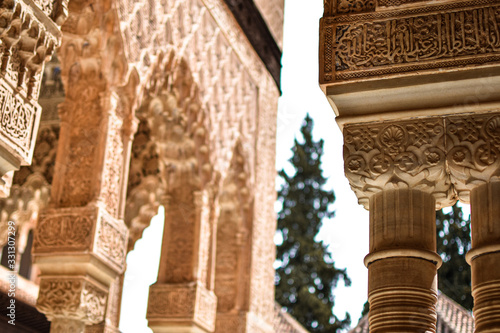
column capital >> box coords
[37,276,107,325]
[343,117,455,210]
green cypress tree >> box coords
[275,114,350,332]
[436,203,473,310]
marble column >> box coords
[446,112,500,333]
[468,181,500,332]
[366,189,440,332]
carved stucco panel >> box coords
[94,212,128,270]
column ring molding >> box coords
[364,249,442,268]
[466,244,500,264]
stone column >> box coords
[447,113,500,332]
[366,189,441,332]
[32,0,138,331]
[343,118,454,333]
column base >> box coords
[147,282,217,333]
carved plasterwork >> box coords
[34,208,95,252]
[95,212,128,269]
[321,1,500,83]
[147,282,217,332]
[37,276,107,324]
[343,118,455,209]
[34,205,128,272]
[446,112,500,203]
[0,0,64,179]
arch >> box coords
[125,51,215,253]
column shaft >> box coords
[468,180,500,332]
[367,189,440,333]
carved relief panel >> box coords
[321,0,500,83]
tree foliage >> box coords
[436,203,473,310]
[275,114,350,332]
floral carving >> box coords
[379,125,406,156]
[0,83,39,162]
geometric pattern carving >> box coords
[147,282,217,332]
[321,1,500,82]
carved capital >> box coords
[446,112,500,203]
[37,276,107,325]
[147,282,217,332]
[343,118,454,209]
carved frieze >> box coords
[321,1,500,82]
[343,118,455,209]
[37,277,107,324]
